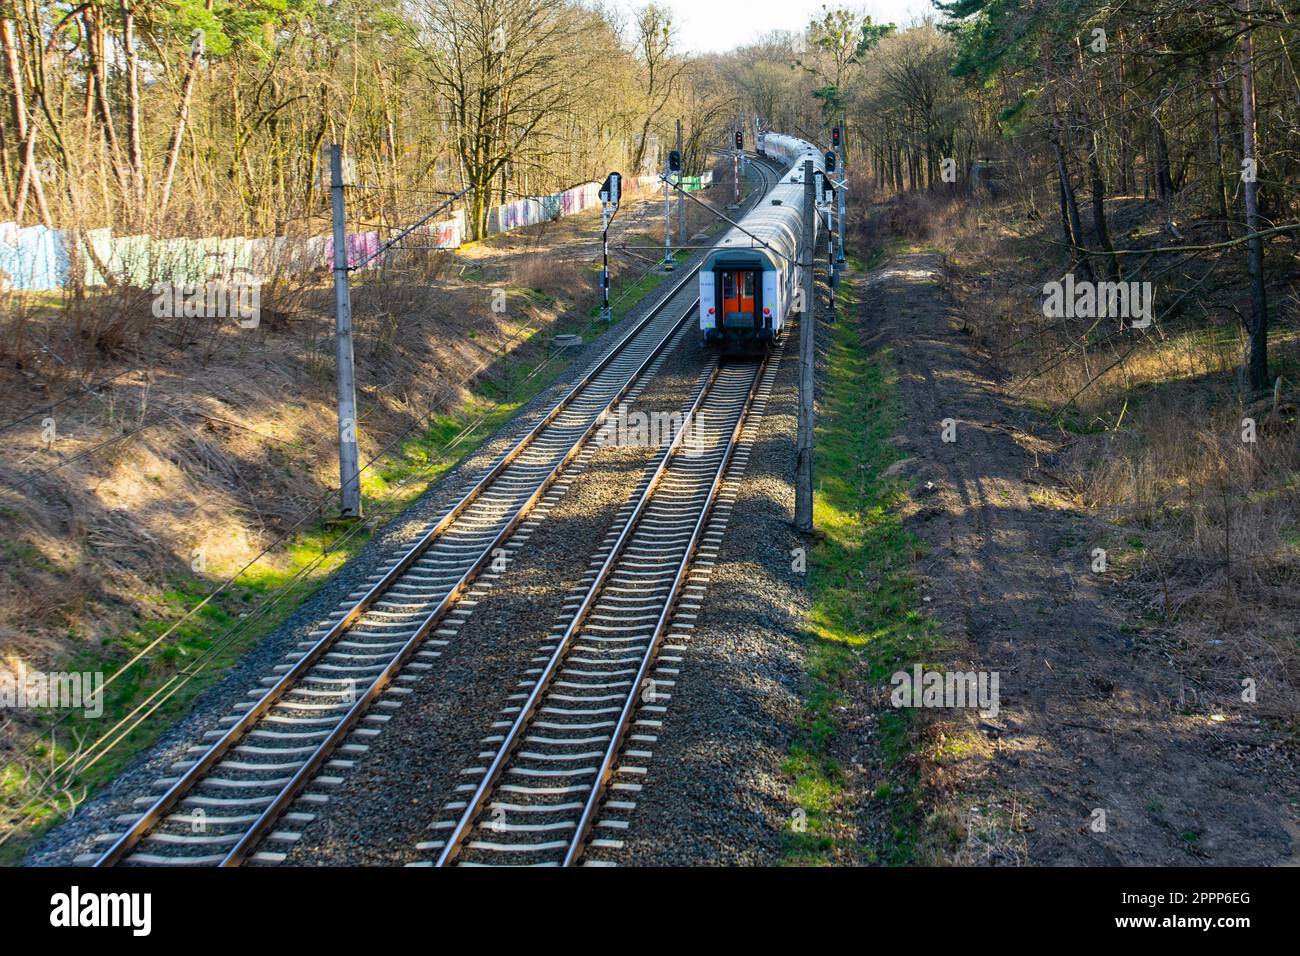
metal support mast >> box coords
[795,160,816,532]
[329,144,362,518]
[836,116,847,267]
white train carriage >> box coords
[700,134,827,355]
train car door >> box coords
[699,270,716,332]
[720,268,758,328]
[762,271,779,332]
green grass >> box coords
[782,258,945,866]
[3,416,519,864]
[1,519,376,864]
[5,428,513,863]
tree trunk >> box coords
[1116,42,1133,194]
[1210,68,1232,242]
[1,16,51,226]
[85,8,127,197]
[1070,43,1119,281]
[1055,162,1073,259]
[159,36,205,214]
[1087,141,1118,280]
[120,1,146,206]
[1053,127,1092,282]
[1152,118,1174,200]
[1238,0,1268,392]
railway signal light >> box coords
[831,126,841,148]
[667,150,681,173]
[818,171,834,202]
[824,151,836,173]
[600,171,621,321]
[735,130,743,150]
[600,171,621,207]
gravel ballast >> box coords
[594,315,810,866]
[281,329,714,865]
[23,240,713,867]
[24,165,783,868]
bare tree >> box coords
[414,0,595,238]
[627,3,684,175]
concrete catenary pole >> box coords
[676,118,685,243]
[836,114,847,268]
[601,201,611,322]
[330,144,362,518]
[663,154,673,270]
[733,142,741,206]
[795,159,816,532]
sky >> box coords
[619,0,941,55]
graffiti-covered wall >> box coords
[0,171,710,292]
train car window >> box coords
[743,272,754,297]
[722,272,735,297]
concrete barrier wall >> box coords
[0,171,710,291]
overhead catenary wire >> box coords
[659,171,801,266]
[348,185,472,271]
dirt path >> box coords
[865,252,1299,866]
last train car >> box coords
[700,133,827,355]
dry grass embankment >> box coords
[856,184,1300,729]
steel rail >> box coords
[216,296,714,865]
[434,359,727,866]
[94,271,704,868]
[562,356,769,866]
[96,153,781,868]
[432,153,785,869]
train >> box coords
[699,132,828,356]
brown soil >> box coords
[865,252,1300,865]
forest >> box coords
[0,0,740,241]
[9,1,1293,358]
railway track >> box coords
[88,289,701,868]
[86,157,779,868]
[421,339,783,867]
